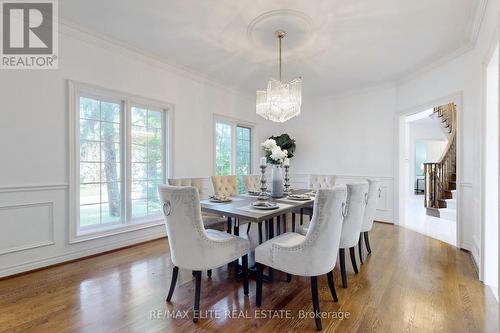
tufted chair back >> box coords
[264,187,347,276]
[308,174,336,190]
[168,178,209,199]
[361,179,381,232]
[158,186,214,269]
[211,175,239,197]
[339,183,369,248]
[243,175,261,193]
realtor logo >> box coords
[1,0,58,69]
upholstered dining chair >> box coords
[308,174,337,189]
[168,178,226,231]
[338,183,368,288]
[158,185,250,323]
[358,179,381,263]
[294,174,338,226]
[255,187,347,331]
[211,175,239,197]
[211,175,252,234]
[243,175,261,193]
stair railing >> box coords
[424,103,456,210]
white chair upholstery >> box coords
[308,174,336,190]
[158,185,250,322]
[255,187,347,331]
[168,178,226,230]
[338,183,368,288]
[358,179,381,260]
[361,179,381,233]
[211,175,239,197]
[243,175,261,193]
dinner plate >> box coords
[287,195,311,201]
[251,202,279,210]
[209,197,232,203]
[247,191,261,196]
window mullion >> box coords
[232,122,237,175]
[125,100,132,224]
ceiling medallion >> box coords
[256,30,302,123]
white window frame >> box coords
[69,81,174,243]
[213,115,254,176]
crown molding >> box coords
[59,19,254,101]
[397,0,489,85]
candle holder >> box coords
[259,164,267,196]
[283,165,291,194]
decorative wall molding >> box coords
[0,184,68,193]
[0,229,166,278]
[0,202,55,255]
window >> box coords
[79,97,123,227]
[71,82,172,237]
[214,117,254,192]
[130,106,164,218]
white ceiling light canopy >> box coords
[256,30,302,123]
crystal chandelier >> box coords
[256,30,302,123]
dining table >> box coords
[200,189,315,281]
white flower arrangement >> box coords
[261,138,288,165]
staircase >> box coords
[423,103,457,219]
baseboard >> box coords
[374,220,393,225]
[460,247,480,278]
[0,231,166,278]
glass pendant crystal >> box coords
[256,30,302,123]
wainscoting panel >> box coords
[0,202,54,255]
[290,174,394,223]
[0,184,166,278]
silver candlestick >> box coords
[259,164,267,195]
[283,165,291,194]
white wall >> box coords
[0,24,266,277]
[484,45,498,298]
[266,85,397,222]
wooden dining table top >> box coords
[200,189,314,222]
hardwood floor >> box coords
[0,222,497,332]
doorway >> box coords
[396,100,460,247]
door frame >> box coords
[393,92,463,248]
[480,24,499,283]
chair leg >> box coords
[286,273,292,282]
[242,255,249,295]
[283,214,287,233]
[364,231,372,254]
[326,270,338,302]
[246,223,251,234]
[207,269,212,278]
[166,266,178,302]
[310,276,322,331]
[256,263,263,307]
[193,270,201,323]
[292,213,296,232]
[226,217,232,234]
[258,222,263,244]
[277,216,281,235]
[358,234,363,265]
[300,208,304,225]
[264,220,269,240]
[339,248,347,288]
[349,247,359,274]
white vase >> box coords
[271,165,284,198]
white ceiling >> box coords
[60,0,482,97]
